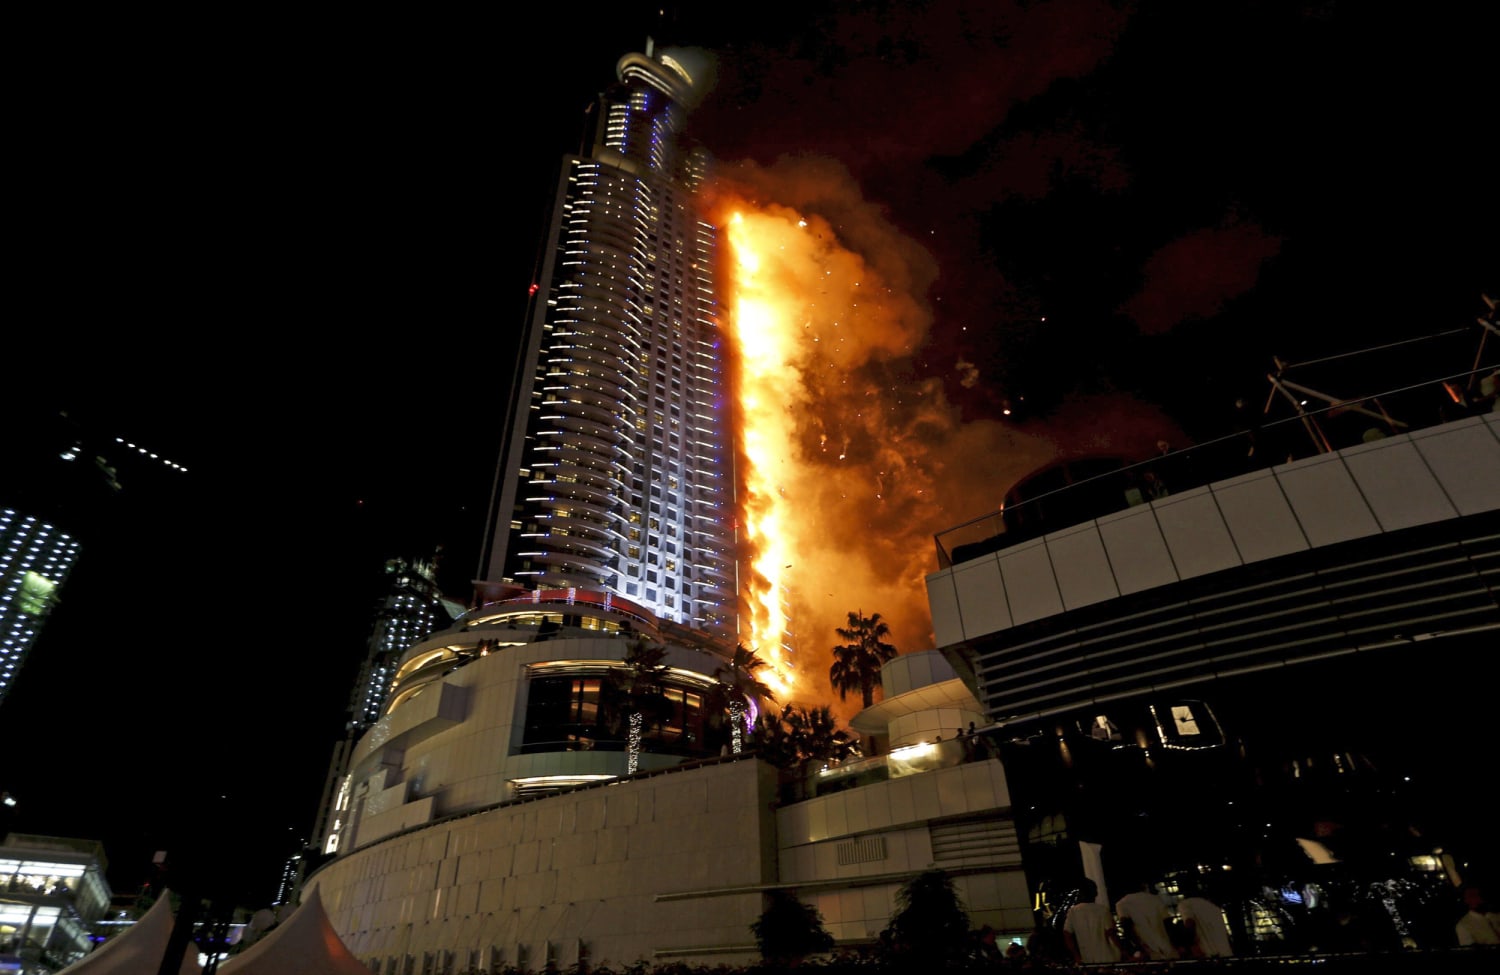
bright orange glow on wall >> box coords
[718,189,956,708]
[717,186,961,712]
[725,210,799,699]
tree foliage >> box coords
[607,639,672,736]
[881,870,971,964]
[751,889,834,963]
[713,644,776,754]
[829,610,899,709]
[750,710,801,770]
[750,704,858,770]
[785,705,858,764]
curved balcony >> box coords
[544,507,613,534]
[568,279,634,310]
[566,323,635,357]
[536,494,611,523]
[540,534,614,562]
[565,347,632,384]
[548,464,616,495]
[692,579,732,599]
[693,528,735,551]
[695,562,733,585]
[538,426,614,457]
[569,224,635,259]
[533,565,611,590]
[546,478,615,509]
[529,550,610,572]
[557,374,629,407]
[551,413,622,445]
[543,396,618,429]
[548,446,621,478]
[569,333,635,366]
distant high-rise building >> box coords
[273,850,302,907]
[0,510,80,709]
[481,41,736,646]
[3,407,189,711]
[347,557,456,733]
[0,832,113,969]
[308,555,458,861]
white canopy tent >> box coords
[56,889,201,975]
[217,885,368,975]
[57,884,365,975]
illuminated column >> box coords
[627,712,644,774]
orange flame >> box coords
[725,210,798,699]
[712,157,1186,719]
[718,187,955,711]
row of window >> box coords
[523,675,710,754]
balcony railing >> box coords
[935,364,1498,569]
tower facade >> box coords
[483,44,735,645]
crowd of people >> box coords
[1054,878,1232,965]
[1037,877,1499,968]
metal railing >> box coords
[934,367,1498,569]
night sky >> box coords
[5,2,1495,905]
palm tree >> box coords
[610,638,670,773]
[786,704,858,764]
[714,644,776,754]
[829,610,898,709]
[751,889,834,964]
[881,869,971,964]
[751,704,858,769]
[747,705,798,768]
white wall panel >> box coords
[824,793,849,838]
[951,556,1011,639]
[1096,506,1178,595]
[1211,470,1308,563]
[960,761,1001,809]
[865,789,893,832]
[934,763,969,817]
[1275,453,1380,548]
[845,788,870,835]
[806,800,828,844]
[1342,437,1458,530]
[781,803,810,846]
[1411,417,1500,515]
[925,569,965,647]
[997,538,1063,625]
[886,775,916,824]
[1046,521,1120,611]
[1153,487,1243,580]
[881,651,959,701]
[929,417,1493,646]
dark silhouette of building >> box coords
[929,319,1500,953]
